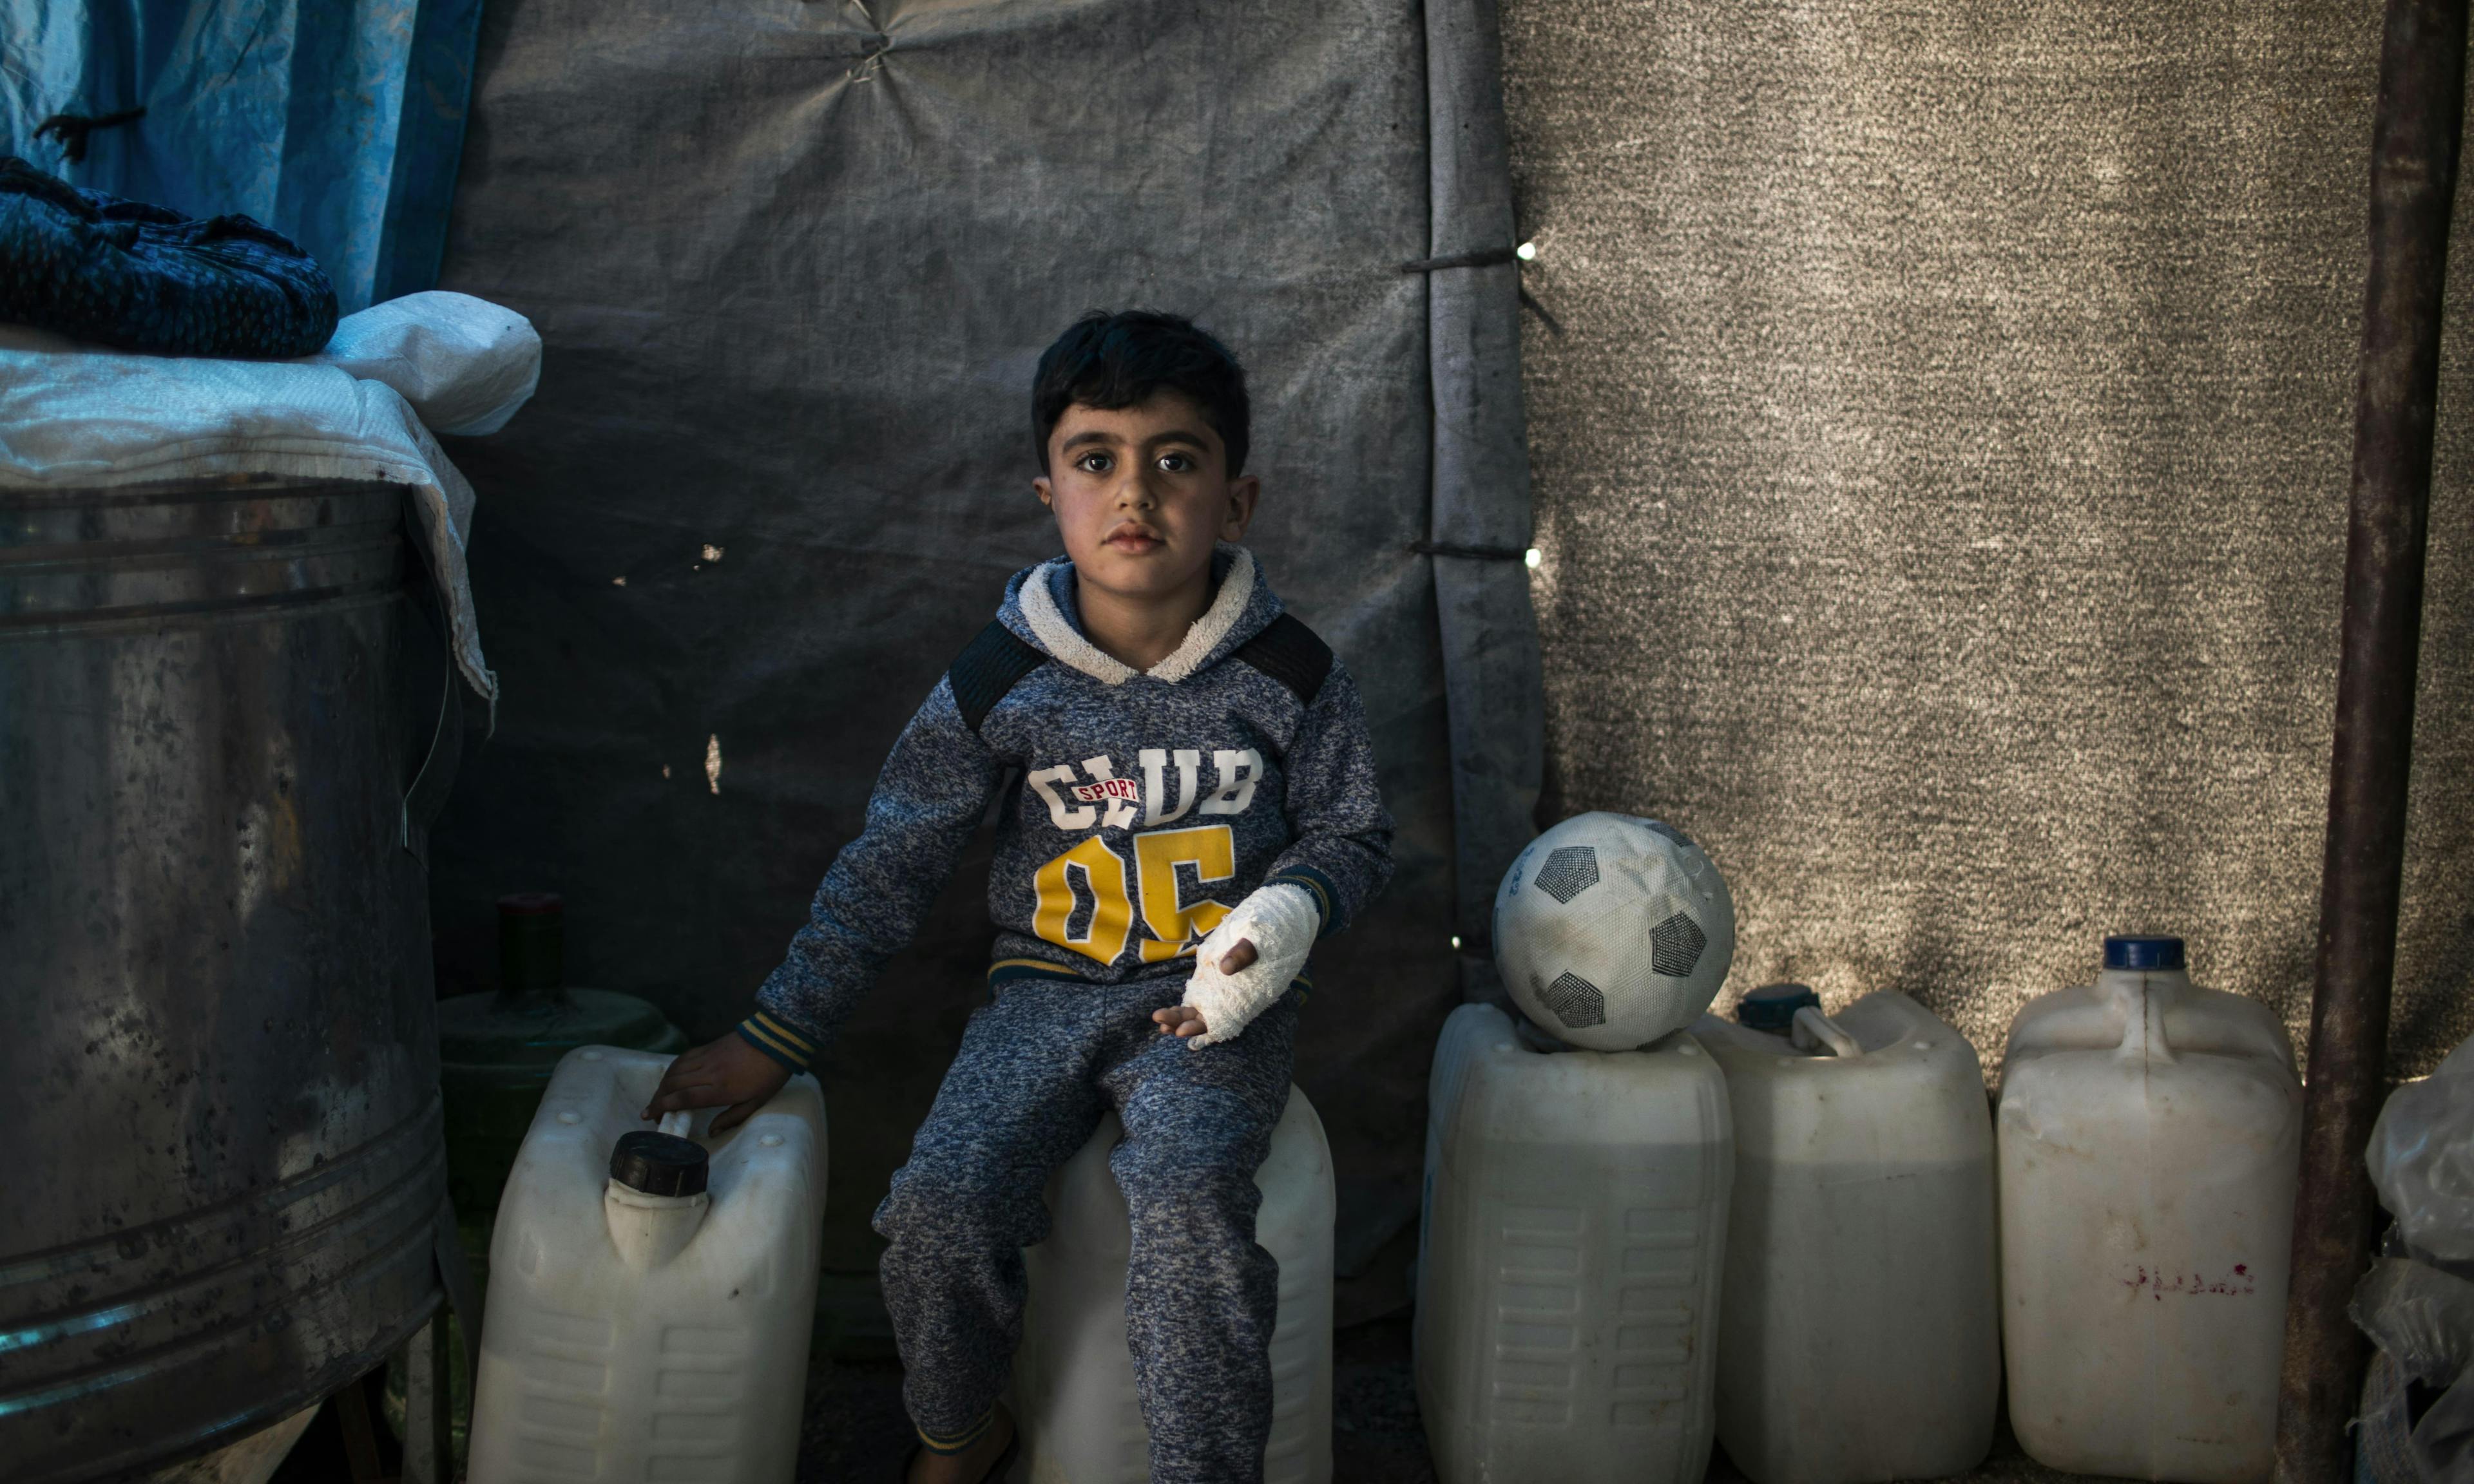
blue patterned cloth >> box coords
[0,155,337,359]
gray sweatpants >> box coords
[874,973,1299,1482]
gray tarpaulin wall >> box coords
[433,0,2474,1331]
[1496,0,2472,1081]
[429,0,1538,1320]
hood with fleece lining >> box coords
[993,543,1283,686]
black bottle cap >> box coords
[609,1130,708,1197]
[1737,982,1821,1033]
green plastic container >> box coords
[440,892,687,1220]
[399,892,686,1463]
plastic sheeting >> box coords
[428,0,1533,1312]
[312,289,541,437]
[0,0,486,314]
[2373,1031,2474,1267]
[2356,1063,2474,1484]
[1498,0,2474,1080]
[0,316,497,701]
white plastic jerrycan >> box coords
[1415,1002,1732,1484]
[466,1046,827,1484]
[1010,1085,1336,1484]
[1695,985,1999,1484]
[1998,935,2301,1483]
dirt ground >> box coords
[792,1317,1441,1483]
[269,1311,2103,1483]
[787,1315,2099,1484]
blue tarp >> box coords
[0,0,484,314]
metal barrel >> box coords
[0,475,448,1481]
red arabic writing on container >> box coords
[2122,1263,2255,1302]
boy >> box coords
[645,310,1394,1483]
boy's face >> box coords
[1035,392,1258,604]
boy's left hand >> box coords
[1154,938,1259,1037]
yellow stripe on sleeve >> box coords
[736,1018,810,1070]
[747,1011,814,1054]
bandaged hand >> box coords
[1155,882,1319,1048]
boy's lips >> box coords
[1103,525,1164,553]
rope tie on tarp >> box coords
[1397,243,1562,335]
[1399,246,1519,272]
[34,107,146,164]
[1413,540,1529,561]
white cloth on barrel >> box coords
[0,291,539,705]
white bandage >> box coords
[1180,882,1319,1047]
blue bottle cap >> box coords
[1737,982,1820,1033]
[2104,935,2185,971]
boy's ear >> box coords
[1033,474,1054,509]
[1221,474,1260,540]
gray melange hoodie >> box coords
[737,546,1394,1070]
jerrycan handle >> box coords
[1789,1007,1863,1059]
[2107,977,2178,1065]
[2103,935,2184,1064]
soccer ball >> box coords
[1493,812,1736,1051]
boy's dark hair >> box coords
[1031,310,1250,475]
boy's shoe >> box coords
[899,1411,1018,1484]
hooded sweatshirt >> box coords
[738,546,1395,1070]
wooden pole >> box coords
[2275,1,2467,1477]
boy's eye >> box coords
[1077,452,1113,473]
[1157,452,1194,473]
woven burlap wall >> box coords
[1499,0,2471,1078]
